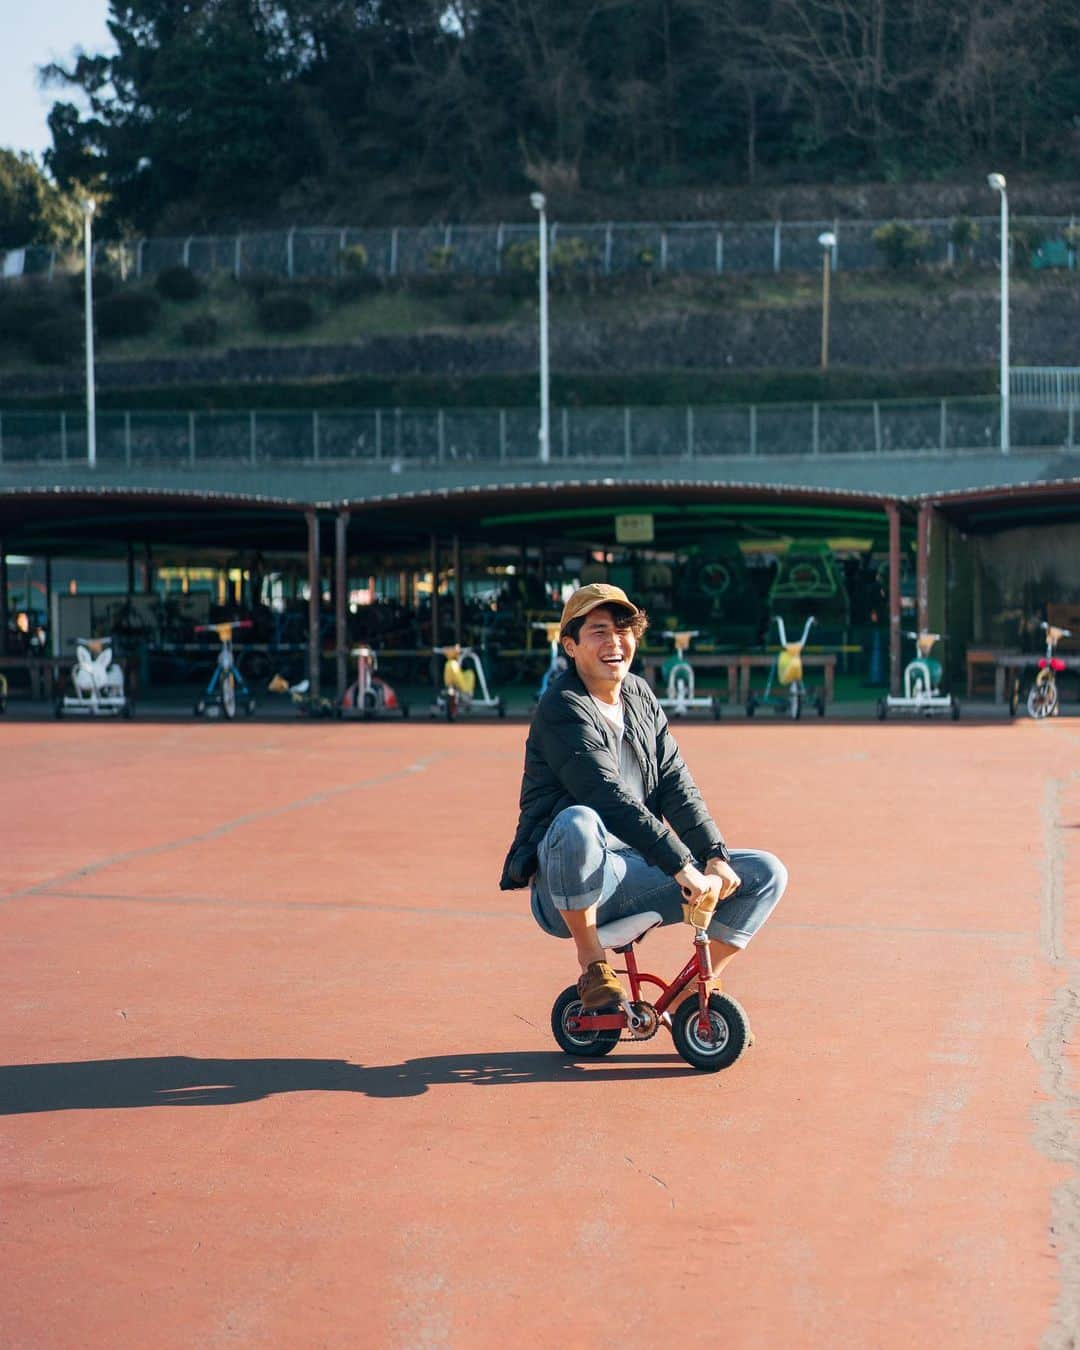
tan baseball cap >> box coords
[559,583,640,633]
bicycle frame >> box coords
[571,925,718,1039]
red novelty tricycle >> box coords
[550,895,752,1072]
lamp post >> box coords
[530,191,550,464]
[817,230,836,371]
[83,199,97,469]
[988,172,1009,454]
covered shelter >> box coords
[0,479,921,703]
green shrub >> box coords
[872,221,931,269]
[180,313,220,346]
[256,289,315,332]
[0,294,63,343]
[504,240,538,274]
[95,290,161,338]
[66,270,115,304]
[155,265,202,301]
[948,216,979,263]
[332,271,382,302]
[1009,222,1043,268]
[426,244,455,273]
[340,243,369,275]
[29,317,82,364]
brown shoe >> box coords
[577,961,624,1011]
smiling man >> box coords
[500,582,788,1016]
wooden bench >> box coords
[641,653,741,704]
[993,652,1080,703]
[966,647,1019,698]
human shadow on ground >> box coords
[0,1051,690,1114]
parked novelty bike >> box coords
[55,636,133,719]
[550,890,751,1072]
[343,644,409,720]
[746,616,824,720]
[533,622,568,701]
[877,631,959,720]
[193,621,256,719]
[1021,622,1072,719]
[658,630,722,720]
[430,644,503,720]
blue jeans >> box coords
[530,805,787,950]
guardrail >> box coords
[0,398,1074,467]
[5,213,1079,284]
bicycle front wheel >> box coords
[1027,678,1057,720]
[221,670,237,719]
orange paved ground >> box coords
[3,717,1080,1348]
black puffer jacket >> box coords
[499,666,730,890]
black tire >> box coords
[876,697,888,720]
[401,702,411,719]
[1008,678,1020,719]
[671,992,751,1072]
[816,695,826,717]
[497,697,506,718]
[221,672,237,720]
[950,696,960,721]
[551,985,620,1058]
[711,695,723,721]
[444,691,456,722]
[745,696,757,718]
[1028,680,1056,720]
[122,699,134,720]
[54,699,65,719]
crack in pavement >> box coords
[0,752,446,904]
[1034,773,1080,1349]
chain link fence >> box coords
[0,398,1074,468]
[5,215,1079,285]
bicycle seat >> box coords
[597,910,663,953]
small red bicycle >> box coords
[550,896,752,1072]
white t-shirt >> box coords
[589,694,645,850]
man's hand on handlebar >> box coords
[674,863,723,909]
[704,856,742,900]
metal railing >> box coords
[4,214,1079,284]
[1010,367,1080,408]
[0,398,1074,468]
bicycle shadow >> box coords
[0,1050,690,1114]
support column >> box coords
[886,503,902,696]
[0,536,7,655]
[126,541,136,596]
[430,534,440,655]
[916,502,932,634]
[335,509,349,703]
[306,509,321,703]
[452,533,463,646]
[144,543,154,594]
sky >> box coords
[1,0,115,161]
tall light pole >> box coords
[988,172,1010,454]
[530,191,550,464]
[818,230,836,371]
[83,199,97,469]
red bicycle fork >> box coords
[569,930,717,1039]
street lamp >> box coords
[988,172,1009,454]
[530,191,550,464]
[818,231,836,371]
[83,199,97,469]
